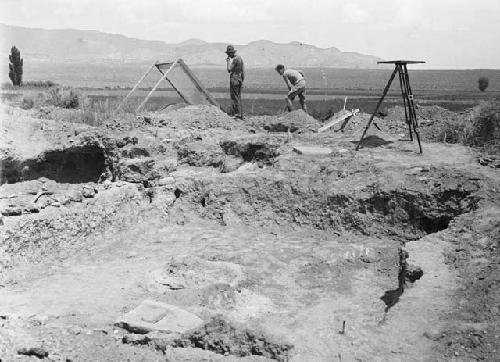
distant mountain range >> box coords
[1,23,384,68]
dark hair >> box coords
[275,64,284,72]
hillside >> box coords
[0,23,384,68]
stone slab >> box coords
[115,300,203,334]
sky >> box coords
[1,0,499,69]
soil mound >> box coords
[386,105,458,123]
[416,105,459,122]
[174,316,293,361]
[249,110,320,133]
[144,105,239,130]
[340,105,462,138]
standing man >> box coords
[275,64,307,113]
[226,45,245,119]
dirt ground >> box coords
[1,102,499,361]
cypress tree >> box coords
[9,46,23,86]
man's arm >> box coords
[241,60,245,82]
[283,75,292,90]
[226,57,232,73]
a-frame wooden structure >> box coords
[116,59,218,113]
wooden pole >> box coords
[403,64,422,153]
[356,67,398,150]
[116,62,156,112]
[397,64,413,141]
[161,61,191,105]
[136,72,168,113]
[177,59,219,106]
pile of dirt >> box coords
[416,105,462,122]
[249,110,320,133]
[339,105,463,138]
[337,105,468,142]
[174,316,293,361]
[142,105,240,130]
[385,105,459,124]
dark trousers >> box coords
[230,80,243,118]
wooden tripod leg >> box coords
[403,65,423,153]
[397,65,413,141]
[116,62,156,112]
[356,67,398,150]
[136,73,168,113]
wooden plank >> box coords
[136,71,169,113]
[155,62,174,73]
[163,60,190,105]
[293,146,333,156]
[377,60,425,64]
[318,109,359,133]
[116,62,156,111]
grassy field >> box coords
[2,88,488,119]
[2,62,499,120]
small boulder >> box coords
[17,347,49,359]
[117,158,159,184]
[220,135,283,165]
[1,206,22,216]
[82,186,97,198]
[115,300,203,335]
[405,265,424,283]
[221,156,243,173]
[158,176,175,186]
[24,204,40,213]
[177,142,224,168]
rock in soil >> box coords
[17,347,49,359]
[115,300,204,334]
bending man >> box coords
[226,45,245,119]
[275,64,307,113]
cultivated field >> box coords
[20,61,500,90]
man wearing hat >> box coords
[225,45,245,120]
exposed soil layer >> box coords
[170,170,479,239]
[1,104,499,361]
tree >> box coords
[8,46,23,86]
[478,77,489,92]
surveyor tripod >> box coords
[356,60,425,153]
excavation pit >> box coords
[169,172,480,239]
[1,145,106,184]
[1,103,495,361]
